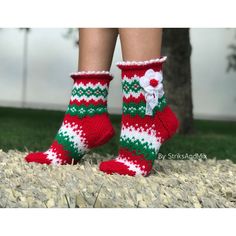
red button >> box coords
[149,78,158,87]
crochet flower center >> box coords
[149,78,158,87]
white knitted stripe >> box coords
[44,148,63,165]
[44,123,88,165]
[120,124,162,152]
[115,156,146,176]
[71,71,113,77]
[117,56,167,67]
[123,75,140,84]
[73,82,108,90]
[57,123,88,152]
[71,95,107,102]
[123,90,143,99]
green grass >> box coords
[0,107,236,162]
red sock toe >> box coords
[25,152,52,165]
[99,160,136,176]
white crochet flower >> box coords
[139,69,164,116]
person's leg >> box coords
[100,28,179,176]
[119,28,162,61]
[79,28,118,71]
[25,28,118,165]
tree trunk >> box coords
[162,28,193,134]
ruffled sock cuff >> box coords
[116,56,167,70]
[70,71,113,81]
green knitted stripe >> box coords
[66,104,107,118]
[72,87,108,98]
[55,133,85,160]
[120,137,158,161]
[123,96,167,117]
[122,80,142,94]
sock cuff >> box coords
[70,71,113,81]
[116,56,167,70]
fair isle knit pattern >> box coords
[25,72,114,165]
[55,119,88,159]
[122,73,167,117]
[120,122,162,161]
[66,81,109,118]
[100,57,179,177]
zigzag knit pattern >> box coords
[25,72,115,165]
[100,57,179,176]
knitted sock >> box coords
[25,71,115,165]
[99,57,179,176]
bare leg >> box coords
[78,28,118,71]
[119,28,162,61]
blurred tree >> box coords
[19,28,30,107]
[162,28,193,134]
[227,30,236,72]
[63,28,79,46]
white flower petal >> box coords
[156,72,163,82]
[144,85,156,94]
[139,69,165,116]
[145,69,156,78]
[140,76,149,88]
[157,83,163,90]
[158,89,164,98]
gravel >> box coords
[0,149,235,208]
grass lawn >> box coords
[0,106,236,162]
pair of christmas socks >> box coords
[25,57,179,176]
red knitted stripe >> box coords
[80,113,115,148]
[121,64,163,79]
[64,112,108,124]
[50,140,74,164]
[121,113,170,142]
[63,113,83,125]
[100,160,137,176]
[122,113,155,127]
[25,152,51,165]
[62,113,114,149]
[71,74,112,84]
[69,99,107,107]
[155,106,179,140]
[123,94,145,104]
[118,59,164,71]
[118,148,152,172]
[25,140,72,165]
[56,113,114,162]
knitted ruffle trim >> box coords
[116,56,167,69]
[70,71,113,77]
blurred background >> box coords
[0,28,236,161]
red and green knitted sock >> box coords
[99,57,179,176]
[25,71,115,165]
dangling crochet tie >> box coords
[139,69,164,116]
